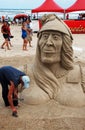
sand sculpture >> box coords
[26,14,85,107]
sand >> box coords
[0,24,85,60]
[0,24,85,130]
[0,24,37,58]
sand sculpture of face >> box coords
[39,31,62,64]
[33,14,74,99]
[36,14,73,70]
[26,14,85,107]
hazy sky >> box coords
[0,0,76,9]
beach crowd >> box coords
[0,16,33,51]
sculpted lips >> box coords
[43,47,55,53]
[43,50,55,53]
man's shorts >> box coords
[3,34,9,39]
[27,34,32,42]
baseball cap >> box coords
[21,76,30,89]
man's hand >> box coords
[12,108,18,117]
[8,81,18,117]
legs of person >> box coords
[5,39,11,50]
[25,39,28,50]
[1,38,11,50]
[1,41,6,49]
[27,35,32,47]
[1,82,9,106]
[1,81,18,107]
[9,41,13,47]
[23,38,28,50]
[1,34,8,49]
[29,40,32,47]
[9,41,12,47]
[8,37,13,47]
[22,39,25,50]
[29,37,32,47]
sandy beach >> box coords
[0,24,85,59]
[0,23,85,70]
[0,23,85,129]
[0,24,37,57]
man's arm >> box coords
[7,81,17,112]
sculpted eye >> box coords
[42,34,48,39]
[53,35,59,40]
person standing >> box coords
[21,21,28,50]
[0,66,30,117]
[7,22,14,47]
[26,19,32,47]
[1,21,11,50]
[66,13,69,19]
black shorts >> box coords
[3,34,9,39]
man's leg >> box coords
[2,83,9,106]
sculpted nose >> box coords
[46,35,53,46]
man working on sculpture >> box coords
[0,66,30,117]
[26,14,85,107]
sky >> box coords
[0,0,77,9]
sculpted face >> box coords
[39,31,62,64]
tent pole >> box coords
[37,13,38,19]
[64,9,65,19]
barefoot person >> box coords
[8,22,14,47]
[26,18,32,47]
[0,66,30,117]
[21,21,28,51]
[1,21,11,50]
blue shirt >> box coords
[0,66,25,87]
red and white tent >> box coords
[66,0,85,13]
[32,0,64,13]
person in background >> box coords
[66,13,69,19]
[5,15,8,22]
[0,66,30,117]
[8,22,14,47]
[26,18,32,47]
[1,21,11,50]
[21,21,28,50]
[33,14,36,19]
[2,15,5,22]
[78,14,82,20]
[0,16,1,23]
